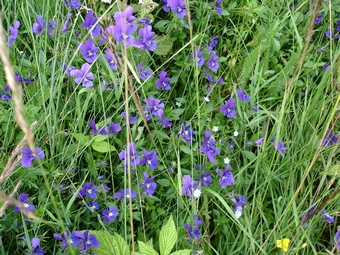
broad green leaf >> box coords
[91,141,116,153]
[154,35,173,56]
[241,151,257,161]
[138,241,158,255]
[169,250,192,255]
[159,215,177,255]
[94,135,108,142]
[179,145,192,155]
[326,164,340,177]
[73,133,90,146]
[91,231,130,255]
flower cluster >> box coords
[184,215,203,241]
[54,230,99,252]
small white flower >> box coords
[204,97,210,102]
[193,188,201,198]
[101,0,112,3]
[176,101,182,107]
[234,210,242,219]
[234,130,239,137]
[224,157,230,164]
[212,126,219,132]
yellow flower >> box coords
[276,238,290,252]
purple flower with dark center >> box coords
[315,12,323,24]
[78,230,100,251]
[107,122,121,133]
[54,230,81,250]
[14,193,35,213]
[104,49,118,70]
[216,165,234,189]
[215,0,222,16]
[201,130,220,162]
[48,20,56,37]
[21,147,45,168]
[79,182,97,199]
[156,71,171,90]
[64,0,81,9]
[106,6,136,46]
[32,15,46,35]
[181,175,201,198]
[191,46,204,67]
[144,98,165,119]
[70,63,94,88]
[59,62,76,76]
[121,111,137,124]
[88,201,99,212]
[199,172,212,186]
[113,188,137,200]
[220,98,236,118]
[270,136,288,157]
[119,142,141,167]
[207,50,220,72]
[141,172,157,195]
[322,130,338,146]
[79,39,98,63]
[167,0,187,19]
[0,86,11,100]
[102,206,119,224]
[183,224,200,241]
[82,10,101,37]
[178,121,194,143]
[30,238,46,255]
[236,88,250,103]
[89,119,107,135]
[137,63,152,80]
[62,12,72,33]
[141,150,158,170]
[15,72,33,83]
[162,0,171,12]
[135,25,157,51]
[8,20,20,46]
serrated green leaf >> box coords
[154,35,173,56]
[138,241,158,255]
[91,231,130,255]
[169,250,192,255]
[179,145,192,155]
[73,133,90,146]
[159,215,177,255]
[91,141,116,153]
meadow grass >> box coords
[0,0,340,254]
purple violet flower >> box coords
[88,201,100,211]
[79,182,97,200]
[32,15,46,35]
[102,206,119,224]
[104,49,118,70]
[183,224,200,241]
[137,63,152,80]
[48,20,56,37]
[79,39,98,63]
[15,72,33,83]
[64,0,81,9]
[54,230,81,251]
[199,172,212,186]
[254,137,264,146]
[320,210,334,223]
[191,46,205,67]
[315,12,323,24]
[8,21,20,46]
[62,12,72,33]
[107,122,121,133]
[135,25,157,51]
[144,98,165,119]
[231,195,246,219]
[82,10,101,37]
[215,0,222,16]
[270,136,288,157]
[323,61,331,72]
[216,165,234,189]
[200,130,220,162]
[113,188,137,200]
[335,229,340,252]
[14,193,35,213]
[30,238,46,255]
[141,172,157,195]
[78,230,100,251]
[220,98,236,118]
[322,130,338,147]
[207,36,219,52]
[207,50,220,72]
[121,111,137,124]
[156,71,171,90]
[140,150,158,170]
[118,142,141,167]
[59,62,76,76]
[70,63,94,88]
[1,86,11,100]
[178,121,194,143]
[162,0,171,12]
[167,0,187,19]
[21,147,45,168]
[89,120,107,135]
[236,88,250,103]
[181,175,201,198]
